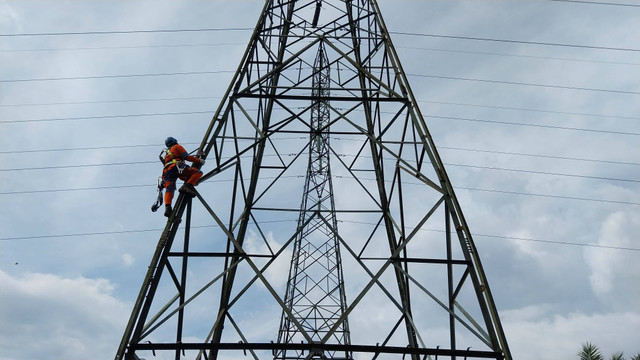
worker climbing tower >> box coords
[116,1,512,360]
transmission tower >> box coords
[275,42,351,360]
[116,1,512,360]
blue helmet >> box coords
[165,136,178,148]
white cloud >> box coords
[503,306,640,360]
[584,211,640,309]
[122,253,135,267]
[0,270,130,360]
[0,0,22,32]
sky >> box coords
[1,0,639,360]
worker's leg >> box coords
[182,167,203,185]
[178,167,203,196]
[163,168,178,217]
[163,172,178,204]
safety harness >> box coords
[163,148,187,173]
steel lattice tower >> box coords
[116,1,512,360]
[275,42,351,360]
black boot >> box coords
[164,204,172,217]
[179,183,197,197]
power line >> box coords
[444,162,640,183]
[4,70,634,96]
[1,221,638,252]
[391,31,640,52]
[426,114,640,136]
[3,157,639,184]
[4,41,637,67]
[0,42,243,53]
[397,46,640,66]
[0,70,234,83]
[408,73,640,95]
[2,26,637,52]
[2,182,637,206]
[438,146,640,166]
[2,96,636,123]
[0,96,222,108]
[0,27,254,37]
[547,0,640,7]
[0,160,157,172]
[5,142,637,168]
[0,110,213,124]
[456,186,640,206]
[417,100,638,121]
[4,109,635,137]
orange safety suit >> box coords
[162,144,203,205]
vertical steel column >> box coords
[276,42,351,360]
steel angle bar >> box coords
[133,342,503,358]
[323,39,404,100]
[248,211,276,256]
[236,37,322,96]
[452,268,470,301]
[396,264,492,348]
[251,152,310,206]
[116,195,189,360]
[195,309,226,360]
[327,144,383,207]
[226,312,261,360]
[454,301,491,345]
[222,233,315,343]
[138,258,242,341]
[396,164,444,195]
[320,194,446,341]
[217,209,321,340]
[317,221,411,343]
[140,293,179,339]
[232,98,265,136]
[199,159,237,184]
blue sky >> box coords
[1,1,639,359]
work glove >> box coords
[199,158,206,165]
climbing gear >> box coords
[164,148,187,173]
[165,136,178,148]
[151,177,164,212]
[164,204,172,217]
[158,149,166,165]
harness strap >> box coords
[163,148,185,169]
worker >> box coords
[160,136,205,217]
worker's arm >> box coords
[174,145,203,164]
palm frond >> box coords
[579,342,604,360]
[610,352,624,360]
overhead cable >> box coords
[4,142,637,167]
[408,73,640,95]
[2,158,638,184]
[548,0,640,7]
[0,27,254,37]
[2,182,637,207]
[2,26,636,52]
[3,224,637,252]
[2,96,636,122]
[0,70,234,83]
[391,31,640,52]
[3,109,635,137]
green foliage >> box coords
[610,353,624,360]
[578,343,640,360]
[580,342,604,360]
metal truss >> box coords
[275,42,351,360]
[116,1,512,360]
